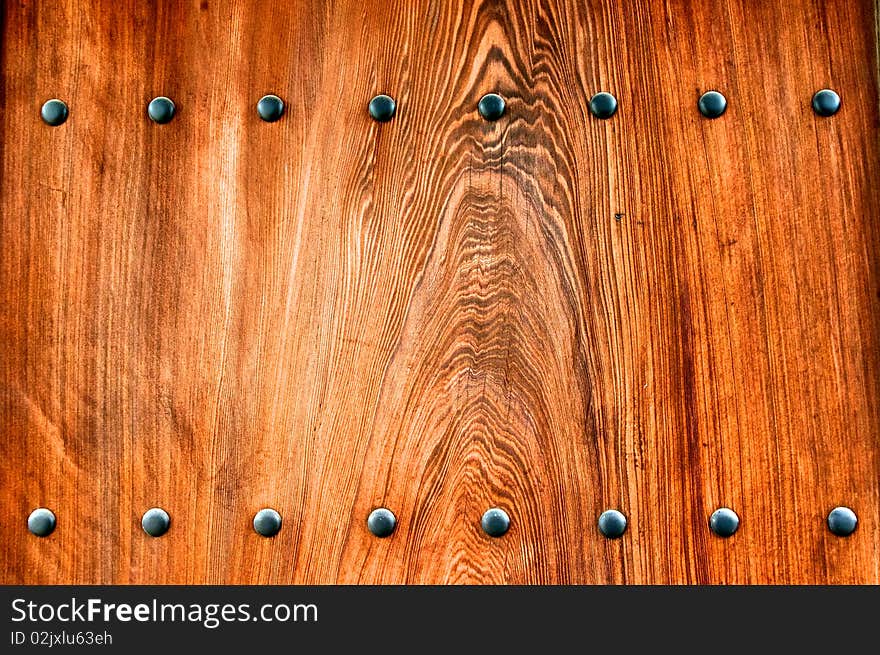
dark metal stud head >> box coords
[709,507,739,537]
[598,509,627,539]
[698,90,727,119]
[368,94,396,122]
[253,508,282,537]
[41,99,69,126]
[812,89,841,117]
[141,507,170,537]
[481,507,510,537]
[589,92,618,119]
[827,506,857,537]
[257,94,284,122]
[478,93,506,121]
[367,507,397,538]
[27,508,56,537]
[148,96,176,124]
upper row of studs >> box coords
[36,88,842,127]
[25,504,859,539]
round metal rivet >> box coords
[589,92,618,119]
[812,89,841,117]
[597,509,627,538]
[698,90,727,119]
[257,94,284,122]
[709,507,739,537]
[481,507,510,537]
[141,507,170,537]
[368,94,396,122]
[41,99,69,126]
[827,506,857,537]
[253,508,282,537]
[478,93,506,121]
[148,96,176,124]
[367,507,397,538]
[27,508,56,537]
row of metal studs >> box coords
[36,87,842,128]
[25,505,859,539]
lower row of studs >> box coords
[24,505,859,539]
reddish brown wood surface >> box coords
[1,0,879,584]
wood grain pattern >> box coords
[1,0,878,584]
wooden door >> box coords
[1,0,878,584]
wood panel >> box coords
[1,0,878,584]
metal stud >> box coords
[141,507,171,537]
[367,507,397,538]
[478,93,506,121]
[827,506,857,537]
[368,94,396,122]
[698,90,727,119]
[27,508,56,537]
[812,89,841,117]
[257,94,284,122]
[480,507,510,537]
[709,507,740,537]
[589,92,618,119]
[148,96,176,124]
[253,508,282,537]
[41,99,69,126]
[597,509,627,539]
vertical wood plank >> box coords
[1,0,878,584]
